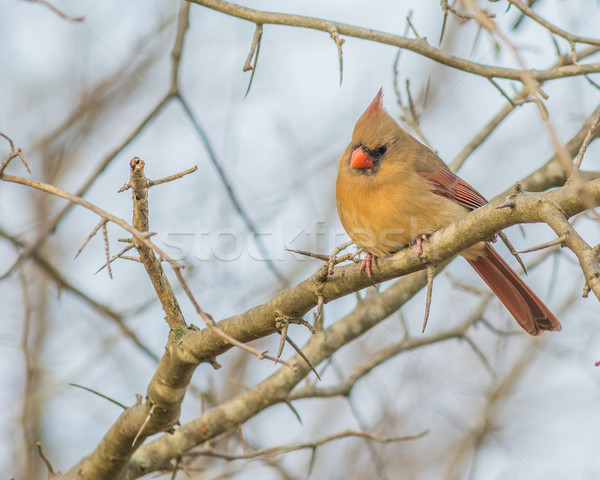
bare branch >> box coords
[36,442,55,476]
[0,96,173,281]
[132,405,157,448]
[573,108,600,172]
[518,235,567,254]
[175,94,289,286]
[101,222,113,279]
[326,22,345,84]
[421,265,435,333]
[506,0,600,50]
[187,429,428,461]
[189,0,600,82]
[0,132,31,175]
[285,336,321,381]
[74,219,107,259]
[0,229,159,362]
[170,1,191,93]
[22,0,84,22]
[148,166,198,187]
[68,383,127,410]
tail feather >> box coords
[466,243,561,335]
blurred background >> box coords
[1,0,600,478]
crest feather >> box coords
[365,88,384,117]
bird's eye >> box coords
[377,145,388,156]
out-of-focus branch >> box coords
[0,229,159,362]
[506,0,600,62]
[445,341,541,479]
[0,96,173,282]
[450,46,600,172]
[189,0,600,82]
[187,429,428,461]
[169,1,190,93]
[22,0,84,22]
[289,297,489,400]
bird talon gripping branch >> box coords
[415,234,430,262]
[359,253,377,284]
[335,89,561,336]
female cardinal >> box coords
[336,90,561,335]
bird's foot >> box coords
[415,234,430,262]
[360,253,378,284]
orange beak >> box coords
[350,147,373,169]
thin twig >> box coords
[573,108,600,171]
[314,295,325,330]
[276,318,289,359]
[23,0,84,22]
[518,235,567,254]
[0,132,31,175]
[0,96,173,281]
[36,442,55,475]
[175,94,288,286]
[326,240,354,275]
[174,263,296,367]
[462,335,495,377]
[0,229,159,361]
[169,1,191,92]
[95,243,135,274]
[498,231,528,274]
[74,219,107,259]
[186,429,428,461]
[243,23,263,96]
[188,0,600,82]
[506,0,600,50]
[101,222,113,279]
[487,78,516,106]
[285,335,321,381]
[421,265,435,333]
[283,398,303,425]
[326,22,345,84]
[69,383,127,409]
[132,404,157,447]
[148,166,198,187]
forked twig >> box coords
[74,219,107,259]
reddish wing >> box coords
[417,168,488,211]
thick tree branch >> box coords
[123,179,600,478]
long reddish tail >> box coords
[466,243,561,335]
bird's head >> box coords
[348,89,403,173]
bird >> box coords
[335,89,561,335]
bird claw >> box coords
[360,253,378,284]
[415,234,429,262]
